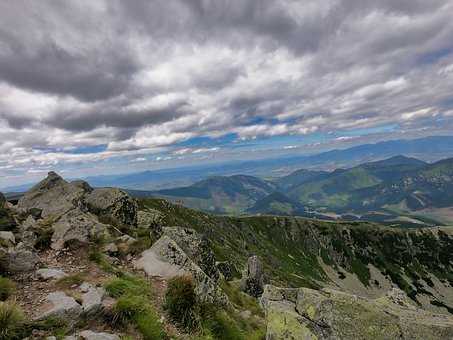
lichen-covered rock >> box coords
[80,283,105,315]
[17,172,88,218]
[51,208,109,250]
[37,291,83,325]
[85,188,138,227]
[162,227,220,282]
[0,245,40,272]
[216,261,233,281]
[261,285,453,340]
[17,215,38,247]
[241,255,265,297]
[137,209,163,236]
[0,231,15,247]
[134,234,229,306]
[37,268,67,280]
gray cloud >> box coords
[0,0,452,175]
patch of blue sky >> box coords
[64,144,108,154]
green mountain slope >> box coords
[154,175,276,214]
[247,191,306,216]
[353,157,453,212]
[288,155,428,210]
[139,198,453,313]
[275,169,329,190]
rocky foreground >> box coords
[0,172,453,339]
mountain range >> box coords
[141,155,453,226]
[4,135,453,193]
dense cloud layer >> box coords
[0,0,453,176]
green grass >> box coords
[105,274,166,339]
[164,275,199,331]
[0,302,25,340]
[55,273,86,289]
[0,278,15,301]
[27,316,69,339]
[220,281,263,317]
[105,275,151,298]
[163,275,265,339]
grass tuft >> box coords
[105,274,166,339]
[0,301,25,340]
[164,275,199,331]
[0,277,15,301]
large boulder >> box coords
[51,208,109,250]
[37,291,83,325]
[0,231,15,247]
[162,227,220,282]
[134,233,228,306]
[17,172,88,218]
[261,285,453,340]
[0,245,40,273]
[240,255,265,297]
[85,188,138,227]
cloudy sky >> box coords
[1,0,453,187]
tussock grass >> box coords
[0,277,15,301]
[105,274,166,340]
[0,301,24,340]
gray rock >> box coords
[216,261,233,281]
[240,255,265,297]
[0,246,40,272]
[18,215,38,247]
[46,337,57,340]
[85,188,138,227]
[17,172,88,219]
[102,242,118,254]
[79,330,120,340]
[162,227,220,282]
[38,291,82,325]
[135,234,229,306]
[81,284,105,315]
[51,208,109,250]
[0,231,15,246]
[37,268,67,280]
[261,285,453,340]
[137,209,163,236]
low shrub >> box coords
[0,277,15,301]
[0,301,25,340]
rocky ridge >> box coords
[1,172,453,339]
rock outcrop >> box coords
[85,188,138,227]
[51,208,109,250]
[0,244,40,272]
[18,172,88,218]
[37,291,83,326]
[261,285,453,339]
[161,227,220,282]
[241,255,265,297]
[134,228,228,306]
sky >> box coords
[1,0,453,187]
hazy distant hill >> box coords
[4,136,453,192]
